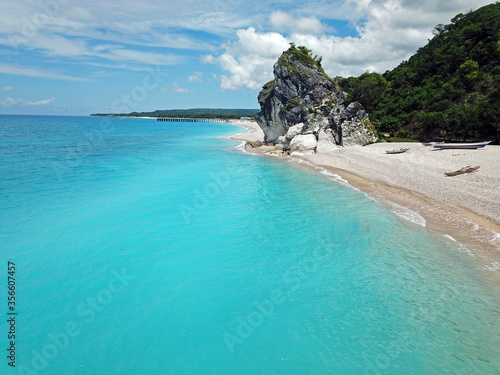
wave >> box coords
[318,169,349,185]
[443,234,458,242]
[483,261,500,272]
[385,201,426,227]
[443,234,475,257]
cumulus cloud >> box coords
[202,27,288,91]
[205,0,493,91]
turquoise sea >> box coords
[1,115,500,374]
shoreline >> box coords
[228,120,500,290]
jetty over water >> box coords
[156,118,227,122]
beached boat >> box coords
[445,165,480,176]
[433,141,491,149]
[422,142,432,146]
[386,148,409,154]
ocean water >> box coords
[1,115,500,374]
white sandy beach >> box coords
[229,120,500,267]
[304,142,500,225]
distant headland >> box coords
[91,108,259,120]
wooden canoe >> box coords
[445,165,480,176]
[386,148,409,154]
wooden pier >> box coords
[156,118,227,122]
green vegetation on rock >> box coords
[287,43,323,68]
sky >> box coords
[0,0,494,115]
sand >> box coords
[228,120,500,277]
[228,119,265,144]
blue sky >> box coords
[0,0,493,115]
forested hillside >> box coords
[336,2,500,142]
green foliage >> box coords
[458,59,480,90]
[336,3,500,141]
[346,72,390,112]
[378,115,401,136]
[286,43,324,68]
[263,80,275,99]
[285,98,301,111]
[384,137,419,143]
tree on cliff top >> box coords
[287,43,323,68]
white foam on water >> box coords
[319,169,350,185]
[483,261,500,272]
[386,201,426,227]
[233,141,258,156]
[443,234,475,257]
[444,234,457,242]
[234,141,246,150]
[489,231,500,244]
[288,157,351,186]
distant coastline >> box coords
[91,108,259,120]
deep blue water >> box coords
[1,115,499,374]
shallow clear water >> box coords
[1,115,499,374]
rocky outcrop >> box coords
[256,45,377,153]
[244,140,264,149]
[316,129,338,153]
[290,134,317,154]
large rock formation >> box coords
[256,45,377,153]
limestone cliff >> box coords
[256,46,377,153]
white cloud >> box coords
[202,27,288,91]
[26,97,55,106]
[1,96,55,106]
[172,83,196,93]
[188,71,203,82]
[98,48,181,66]
[2,86,19,91]
[269,11,326,34]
